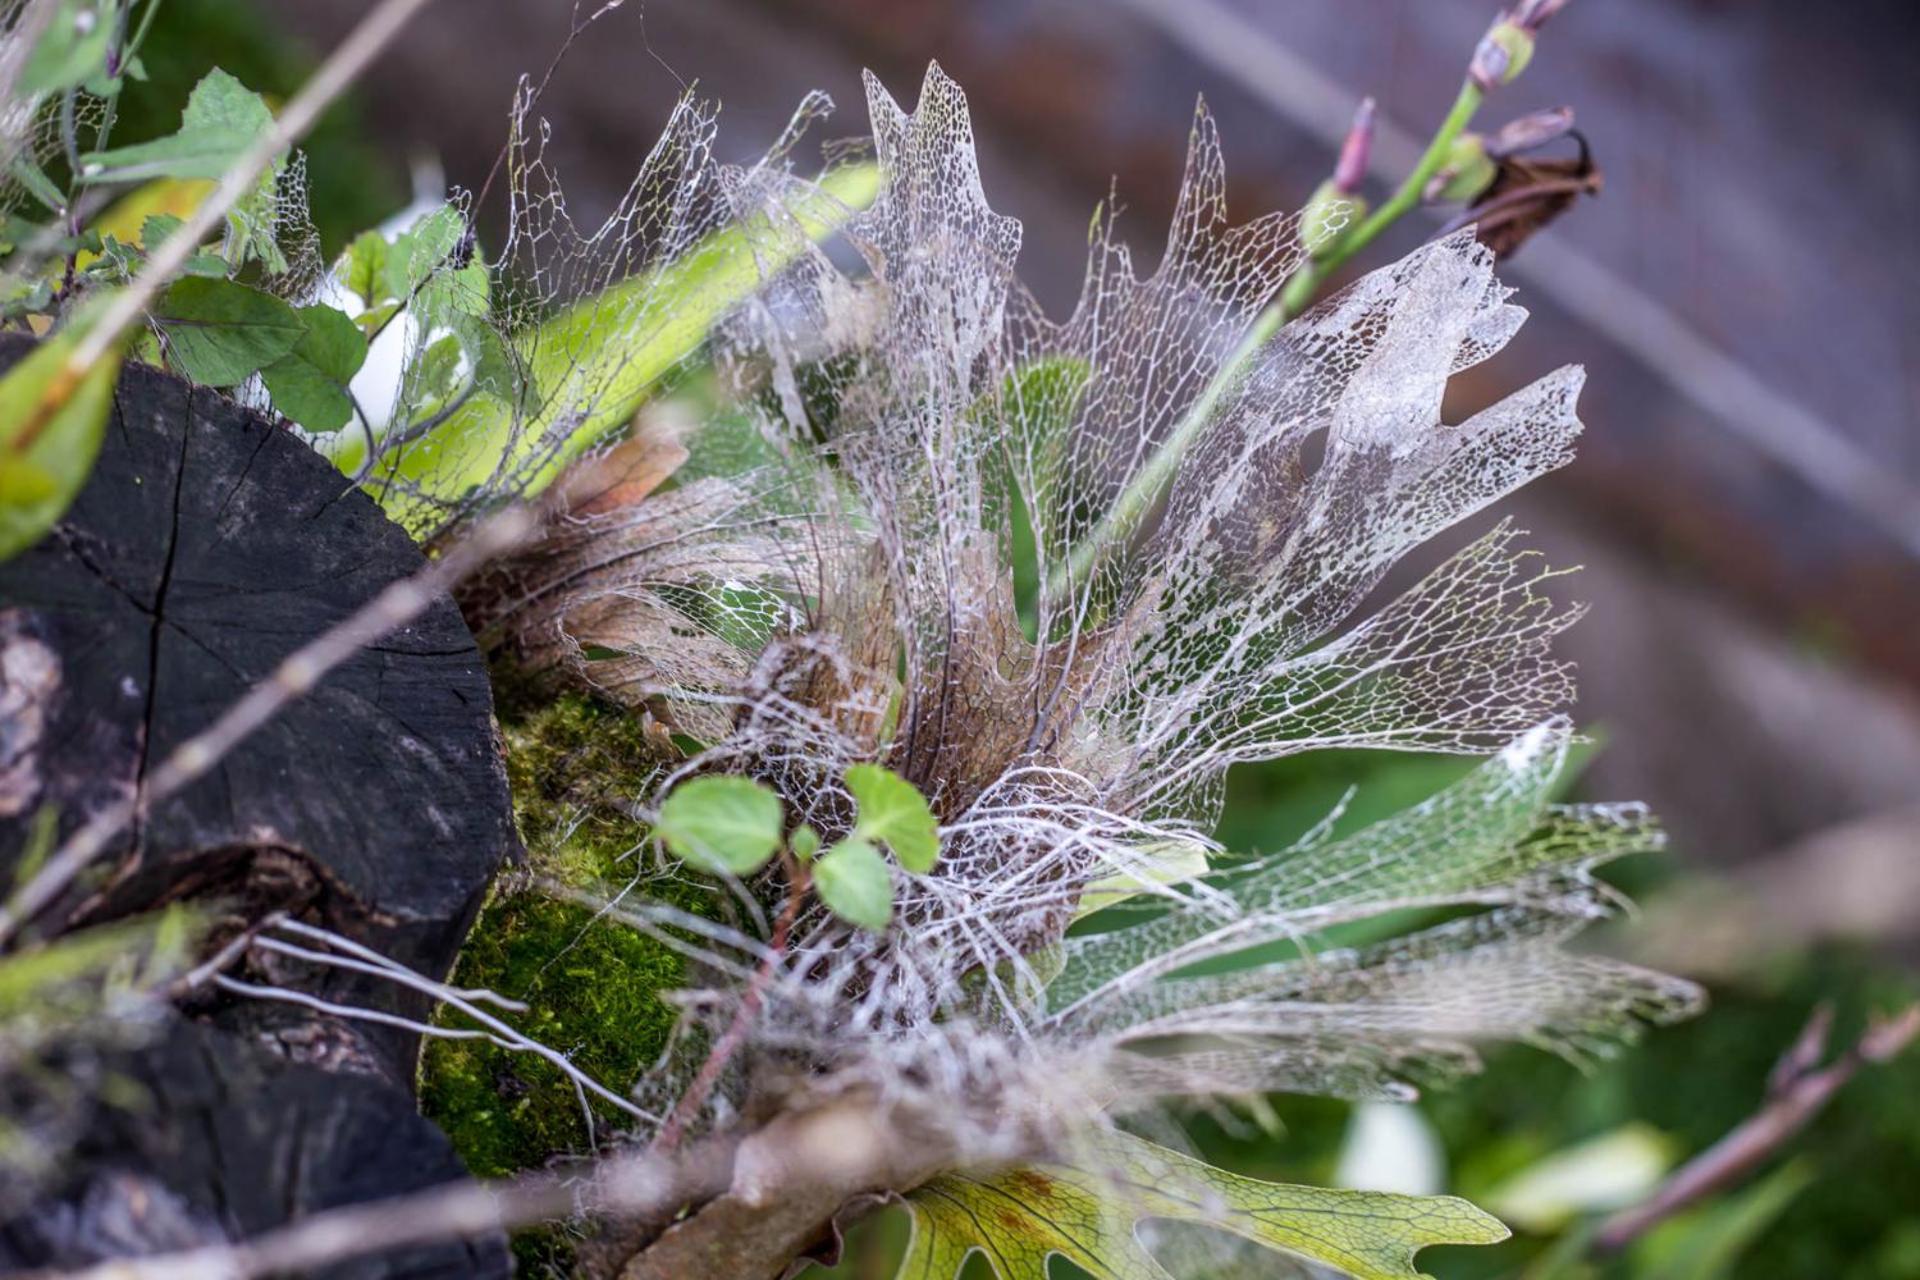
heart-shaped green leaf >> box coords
[260,304,369,434]
[654,775,784,876]
[151,277,303,387]
[812,838,893,931]
[846,763,940,873]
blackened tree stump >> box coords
[0,335,516,1276]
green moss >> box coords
[420,687,702,1183]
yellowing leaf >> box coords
[896,1130,1508,1280]
[1071,836,1211,923]
[354,162,881,529]
[87,177,217,258]
[0,324,123,562]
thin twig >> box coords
[247,919,654,1127]
[1592,1002,1920,1253]
[61,0,436,375]
[20,1136,738,1280]
[270,916,527,1011]
[211,973,498,1045]
[0,0,58,91]
[0,504,535,947]
[651,852,809,1153]
[346,378,479,489]
[164,909,288,998]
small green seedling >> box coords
[652,765,941,932]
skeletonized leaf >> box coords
[655,775,784,876]
[260,304,369,433]
[0,325,124,561]
[846,764,940,873]
[151,276,304,386]
[385,206,466,300]
[356,162,881,526]
[896,1130,1507,1280]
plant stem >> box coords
[1043,79,1484,602]
[64,0,437,375]
[1277,79,1483,319]
[650,852,810,1154]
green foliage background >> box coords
[116,0,399,251]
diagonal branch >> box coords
[1592,1001,1920,1253]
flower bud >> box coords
[1300,180,1364,260]
[1424,133,1497,203]
[1487,105,1576,157]
[1470,20,1536,91]
[1332,97,1377,195]
[1300,97,1374,259]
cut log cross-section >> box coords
[0,335,516,1276]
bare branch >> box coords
[1593,1003,1920,1253]
[20,1098,969,1280]
[20,1138,737,1280]
[65,0,437,374]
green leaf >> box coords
[386,206,465,301]
[81,67,273,183]
[845,763,940,873]
[0,909,198,1023]
[346,162,881,529]
[8,155,68,214]
[18,0,120,98]
[1071,835,1211,923]
[138,213,181,249]
[411,333,466,405]
[812,838,893,931]
[1481,1123,1674,1233]
[654,775,784,876]
[338,230,394,311]
[111,215,220,280]
[790,824,821,862]
[896,1130,1508,1280]
[0,323,123,562]
[1636,1160,1814,1280]
[259,305,369,434]
[151,276,304,386]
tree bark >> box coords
[0,337,517,1277]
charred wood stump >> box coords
[0,335,515,1277]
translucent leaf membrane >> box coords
[456,64,1695,1153]
[360,83,868,544]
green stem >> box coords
[1042,79,1483,602]
[1278,78,1484,320]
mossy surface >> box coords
[419,685,701,1188]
